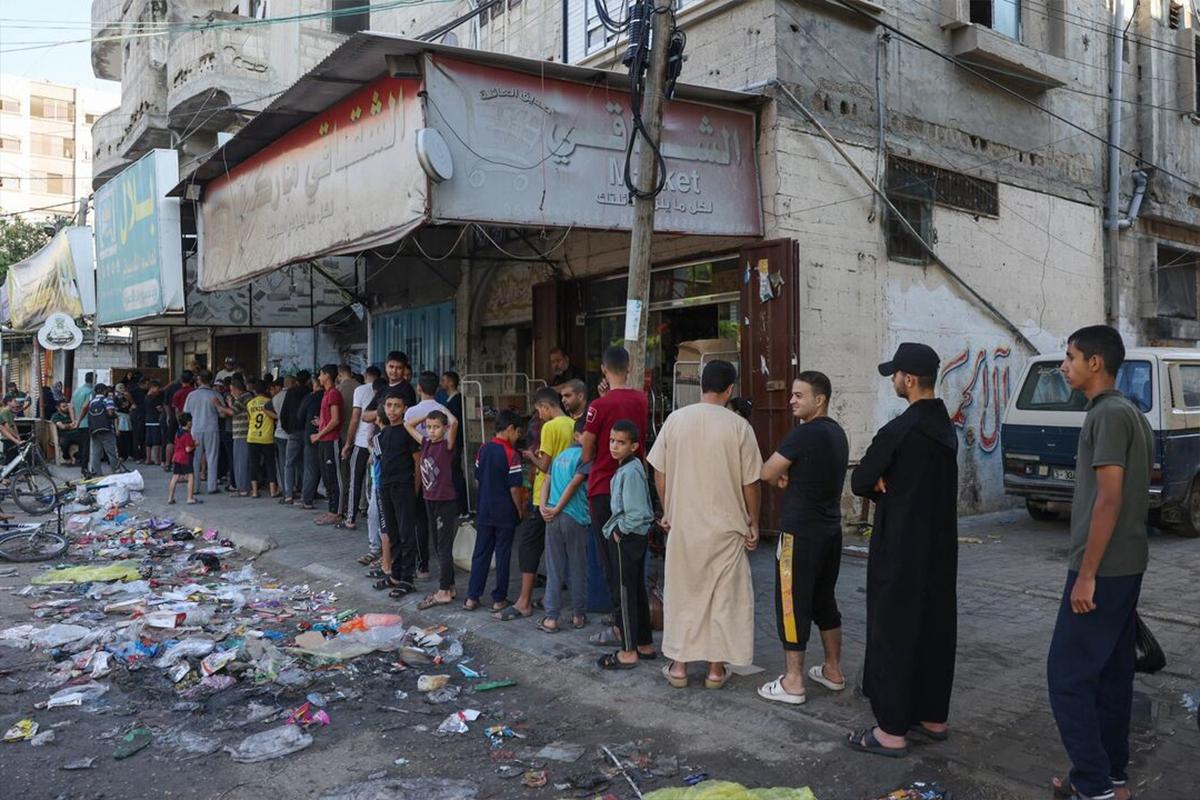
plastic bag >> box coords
[154,638,216,668]
[1135,612,1166,674]
[46,681,109,708]
[32,563,142,585]
[28,624,92,649]
[95,485,130,508]
[225,725,313,763]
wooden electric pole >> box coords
[622,1,673,383]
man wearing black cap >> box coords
[847,342,958,758]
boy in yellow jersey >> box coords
[245,380,279,499]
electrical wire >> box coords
[470,222,573,260]
[830,0,1200,195]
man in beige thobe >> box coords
[647,360,763,689]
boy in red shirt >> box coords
[581,346,650,650]
[311,364,344,525]
[168,412,199,505]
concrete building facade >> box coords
[90,1,1200,515]
[0,76,118,220]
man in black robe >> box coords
[848,342,958,758]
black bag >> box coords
[1134,612,1166,674]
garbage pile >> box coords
[0,507,469,765]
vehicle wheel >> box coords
[11,468,58,515]
[0,528,67,561]
[1169,480,1200,538]
[1025,499,1059,522]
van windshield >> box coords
[1015,360,1152,413]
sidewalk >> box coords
[79,465,1200,799]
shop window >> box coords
[29,95,74,122]
[1157,245,1199,320]
[970,0,1020,40]
[331,0,369,34]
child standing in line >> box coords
[245,380,279,499]
[405,408,460,610]
[465,410,525,612]
[538,415,591,632]
[597,419,655,671]
[168,412,199,505]
[376,388,420,598]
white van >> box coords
[1001,348,1200,537]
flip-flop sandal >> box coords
[757,675,806,705]
[356,552,379,565]
[846,727,908,758]
[808,664,847,692]
[597,651,638,670]
[637,650,659,661]
[187,498,203,504]
[373,578,400,590]
[418,594,453,610]
[490,600,511,612]
[365,568,388,579]
[571,615,588,629]
[661,663,689,689]
[494,606,530,622]
[588,628,622,647]
[389,586,414,598]
[535,617,561,633]
[463,599,479,611]
[909,723,949,742]
[167,499,176,505]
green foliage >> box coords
[0,216,56,284]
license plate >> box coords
[1053,468,1074,481]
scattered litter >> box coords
[61,756,97,770]
[866,782,950,800]
[393,757,409,766]
[226,725,314,763]
[1182,692,1199,715]
[200,650,238,676]
[484,725,525,747]
[417,674,450,691]
[160,729,222,757]
[112,726,152,759]
[285,701,331,729]
[30,730,57,746]
[457,664,482,679]
[4,719,38,742]
[496,765,523,779]
[437,709,481,734]
[645,784,815,800]
[522,769,548,789]
[683,773,710,786]
[31,562,142,584]
[471,680,517,693]
[958,536,985,544]
[45,681,109,708]
[426,685,462,704]
[536,740,586,763]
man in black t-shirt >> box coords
[757,371,849,707]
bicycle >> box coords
[0,519,68,561]
[0,437,60,515]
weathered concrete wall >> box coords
[766,117,1103,512]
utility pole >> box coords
[622,0,673,383]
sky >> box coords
[0,0,122,95]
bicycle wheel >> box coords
[10,467,58,515]
[0,528,67,561]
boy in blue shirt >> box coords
[597,419,655,670]
[466,410,525,611]
[537,416,591,632]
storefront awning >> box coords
[177,33,764,293]
[2,226,95,333]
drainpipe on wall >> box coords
[1104,0,1127,323]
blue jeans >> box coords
[1047,571,1143,799]
[284,432,305,498]
[301,440,321,505]
[232,438,250,493]
[467,523,514,604]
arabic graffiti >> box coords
[939,345,1012,453]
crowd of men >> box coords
[14,327,1146,800]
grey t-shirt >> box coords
[184,387,221,434]
[1069,390,1152,577]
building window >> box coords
[887,155,999,216]
[1157,245,1199,319]
[331,0,369,34]
[30,133,74,159]
[1169,1,1185,30]
[29,96,74,122]
[586,0,622,53]
[0,96,18,114]
[30,171,68,196]
[970,0,1020,40]
[0,176,19,190]
[0,136,19,153]
[84,112,99,125]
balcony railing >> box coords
[166,16,276,134]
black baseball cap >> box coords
[878,342,940,378]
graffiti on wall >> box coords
[939,345,1012,453]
